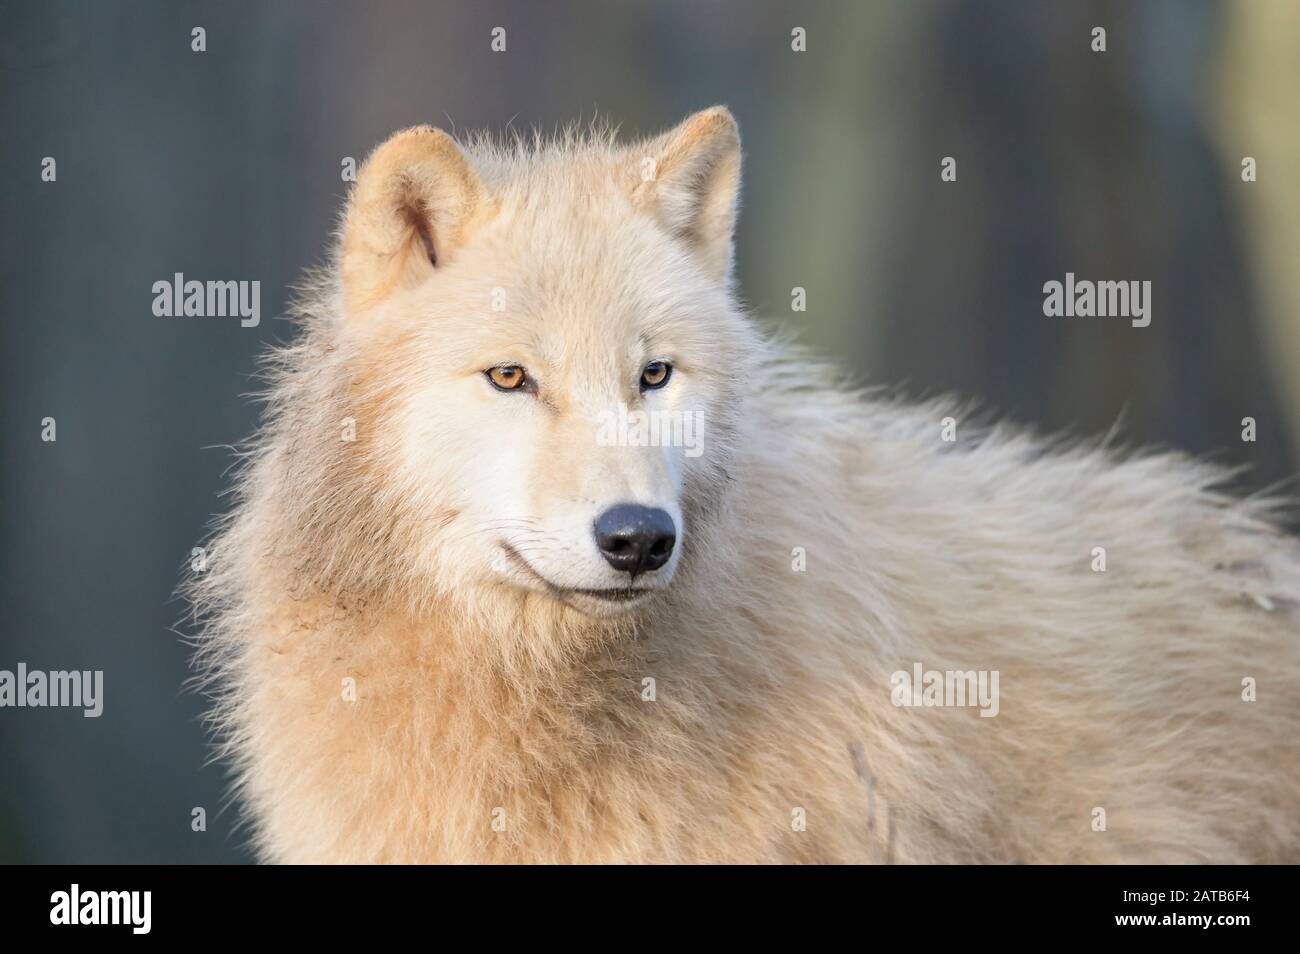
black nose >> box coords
[594,505,676,577]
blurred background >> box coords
[1,0,1298,863]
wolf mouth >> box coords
[499,543,654,603]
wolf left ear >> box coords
[627,107,742,284]
[340,126,486,316]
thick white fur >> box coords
[189,109,1300,863]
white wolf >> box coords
[189,108,1300,863]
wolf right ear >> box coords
[340,126,485,315]
[625,107,742,284]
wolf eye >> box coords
[486,365,528,392]
[641,361,672,391]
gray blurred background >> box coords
[2,0,1298,863]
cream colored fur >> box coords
[188,108,1300,864]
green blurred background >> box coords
[1,0,1297,862]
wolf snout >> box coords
[593,505,676,576]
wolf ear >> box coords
[627,107,742,283]
[340,126,485,315]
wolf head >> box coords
[267,109,757,620]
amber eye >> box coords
[641,361,672,390]
[486,365,528,392]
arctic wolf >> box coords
[190,108,1300,863]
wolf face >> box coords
[324,108,756,617]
